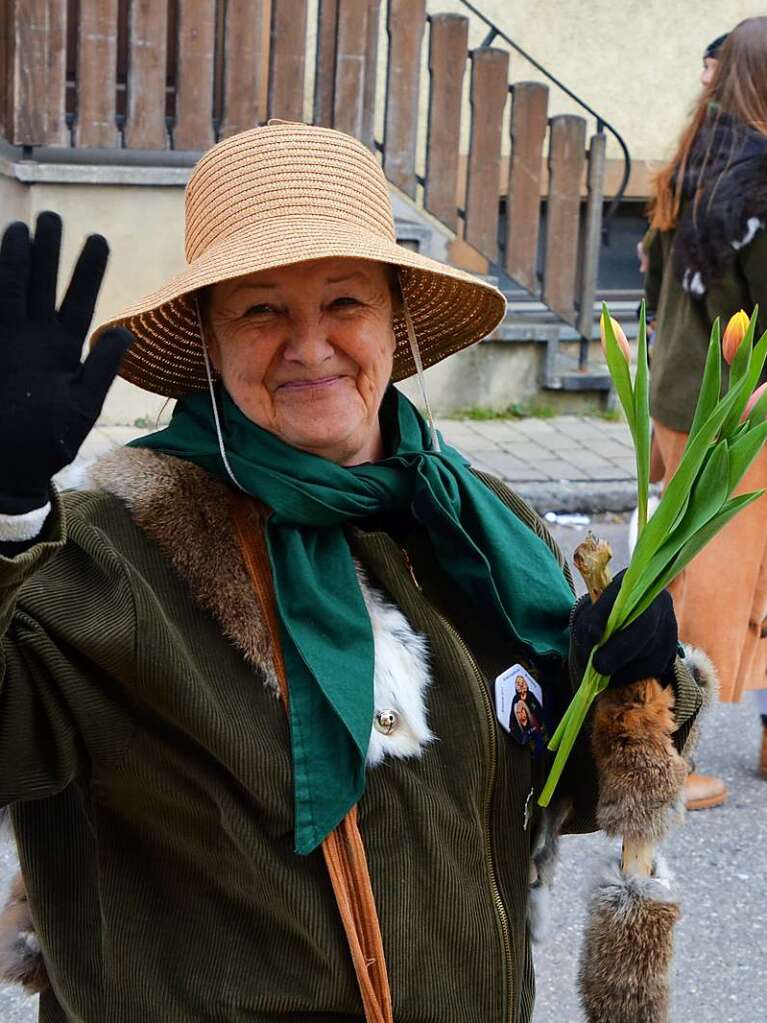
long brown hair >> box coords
[649,17,767,231]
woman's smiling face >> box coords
[206,257,397,465]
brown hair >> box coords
[649,17,767,231]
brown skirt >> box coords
[653,420,767,702]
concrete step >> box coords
[541,350,612,392]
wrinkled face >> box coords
[206,258,397,465]
[701,56,718,86]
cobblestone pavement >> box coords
[438,415,636,485]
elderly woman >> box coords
[0,123,704,1023]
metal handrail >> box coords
[453,0,631,237]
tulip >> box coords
[600,314,631,362]
[722,310,751,364]
[743,382,767,422]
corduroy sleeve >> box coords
[0,489,138,807]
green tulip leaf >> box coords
[689,320,722,440]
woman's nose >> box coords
[282,316,335,365]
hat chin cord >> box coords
[195,288,441,486]
[400,287,441,454]
[196,297,249,494]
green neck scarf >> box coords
[131,387,573,853]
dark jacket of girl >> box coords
[647,111,767,433]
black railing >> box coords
[454,0,632,238]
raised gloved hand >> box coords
[571,570,678,688]
[0,211,133,515]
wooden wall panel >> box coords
[424,13,468,231]
[542,113,587,323]
[332,0,368,140]
[174,0,215,150]
[268,0,308,122]
[76,0,120,147]
[505,81,548,292]
[220,0,270,137]
[313,0,338,127]
[8,0,67,146]
[464,46,509,259]
[124,0,169,148]
[576,130,607,338]
[383,0,426,198]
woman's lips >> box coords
[277,375,346,392]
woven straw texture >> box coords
[94,122,507,397]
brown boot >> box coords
[760,726,767,779]
[685,771,727,810]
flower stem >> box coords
[539,663,607,806]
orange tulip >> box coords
[722,310,751,364]
[600,314,631,362]
[743,382,767,421]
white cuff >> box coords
[0,502,52,542]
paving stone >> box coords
[467,423,520,444]
[509,419,559,436]
[552,421,604,438]
[562,450,615,469]
[608,456,638,473]
[77,430,120,458]
[100,425,153,445]
[500,442,551,461]
[584,465,631,480]
[440,421,482,439]
[494,467,551,482]
[588,439,637,457]
[451,441,501,459]
[534,460,589,480]
[474,452,531,476]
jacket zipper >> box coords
[401,548,514,1021]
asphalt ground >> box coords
[1,516,765,1021]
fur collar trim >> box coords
[84,448,434,767]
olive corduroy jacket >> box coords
[0,447,704,1022]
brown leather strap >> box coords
[230,494,394,1023]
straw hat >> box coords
[94,121,507,397]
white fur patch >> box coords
[682,269,705,295]
[527,882,552,943]
[731,216,765,250]
[679,643,718,703]
[592,849,676,905]
[0,503,51,542]
[357,567,434,767]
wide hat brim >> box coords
[94,216,507,398]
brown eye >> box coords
[243,303,276,317]
[330,296,360,309]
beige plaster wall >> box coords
[444,0,763,164]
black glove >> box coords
[571,570,678,687]
[0,211,133,515]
